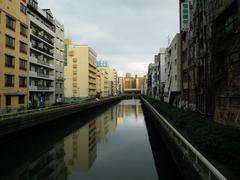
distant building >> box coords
[118,74,144,95]
[98,67,117,96]
[64,40,97,98]
[164,34,181,106]
[98,68,109,97]
[142,75,148,95]
[147,48,166,100]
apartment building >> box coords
[98,68,109,97]
[164,34,181,106]
[28,0,56,107]
[147,63,159,98]
[0,0,29,112]
[64,40,97,98]
[54,19,64,102]
[98,67,117,96]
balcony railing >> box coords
[37,73,49,78]
[31,44,54,57]
[37,86,50,90]
[37,59,50,66]
[32,30,54,45]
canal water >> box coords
[0,99,183,180]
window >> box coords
[225,15,235,33]
[6,35,15,49]
[20,3,27,14]
[19,76,27,87]
[20,59,27,70]
[6,15,15,30]
[6,96,11,106]
[69,51,74,56]
[20,24,28,36]
[5,74,14,87]
[19,96,25,104]
[20,41,28,53]
[5,55,15,68]
[73,71,77,75]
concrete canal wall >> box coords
[0,96,122,138]
[141,97,227,180]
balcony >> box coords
[31,29,54,46]
[31,44,54,58]
[29,71,54,80]
[29,85,54,92]
[56,76,65,81]
[37,72,49,78]
[30,56,55,69]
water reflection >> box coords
[63,100,157,180]
[0,100,159,180]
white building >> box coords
[28,0,64,107]
[164,34,181,106]
[54,19,64,102]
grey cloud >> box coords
[39,0,179,76]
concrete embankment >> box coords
[0,96,122,138]
[141,96,227,180]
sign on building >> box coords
[96,61,109,67]
[181,2,190,32]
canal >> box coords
[0,99,183,180]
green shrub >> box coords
[143,96,240,177]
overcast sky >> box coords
[39,0,179,76]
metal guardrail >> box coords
[0,96,121,121]
[142,97,227,180]
[0,104,71,121]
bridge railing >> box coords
[142,97,227,180]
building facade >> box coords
[164,34,181,106]
[54,19,64,102]
[98,67,117,96]
[179,0,240,127]
[28,0,56,107]
[0,0,29,113]
[64,40,97,98]
[118,74,144,95]
[98,68,109,97]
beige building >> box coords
[98,68,109,97]
[96,69,101,96]
[64,39,97,98]
[98,67,117,96]
[118,75,144,94]
[0,0,29,113]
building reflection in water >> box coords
[12,100,144,179]
[117,99,143,123]
[63,104,118,173]
[64,120,97,172]
[17,142,67,180]
[0,100,147,180]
